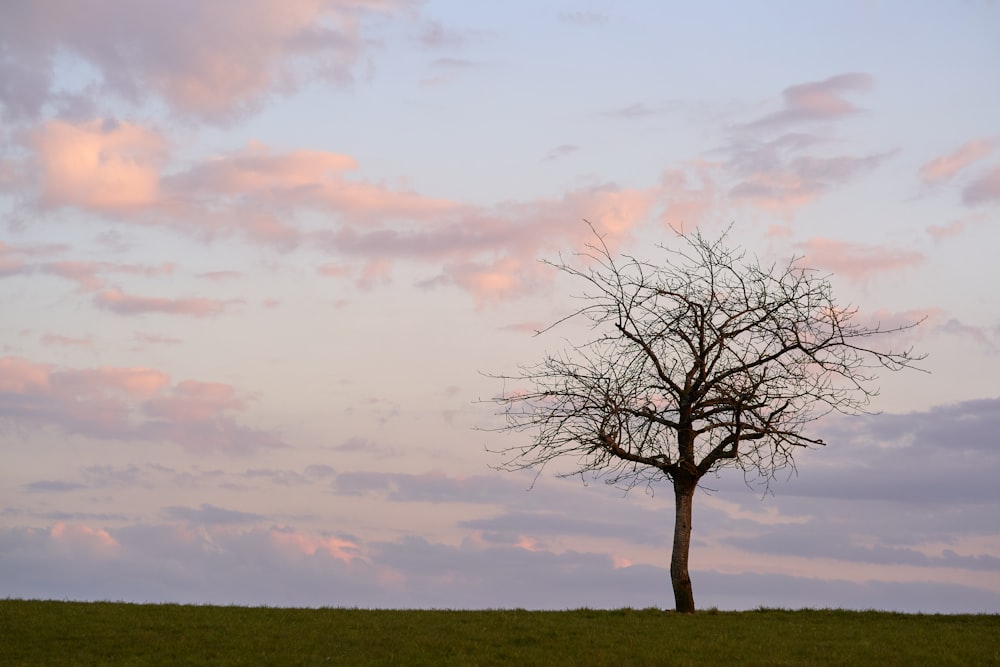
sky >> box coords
[1,0,999,613]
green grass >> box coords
[1,600,997,666]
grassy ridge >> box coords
[2,600,998,666]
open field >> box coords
[1,600,998,666]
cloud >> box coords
[543,144,579,161]
[269,526,364,564]
[2,520,996,612]
[198,270,243,282]
[726,140,892,217]
[963,163,1000,205]
[24,480,87,493]
[795,238,924,281]
[745,73,874,129]
[40,259,175,291]
[16,121,658,301]
[459,511,665,546]
[320,181,657,300]
[154,141,458,243]
[0,0,423,122]
[0,242,29,277]
[659,162,719,228]
[49,521,119,551]
[5,395,997,611]
[163,504,264,526]
[418,20,464,49]
[333,470,523,504]
[428,57,476,70]
[602,103,665,119]
[333,436,396,456]
[0,356,284,454]
[725,527,1000,572]
[919,139,997,185]
[39,333,94,349]
[94,288,237,317]
[0,522,666,608]
[30,119,166,210]
[133,332,183,346]
[784,397,1000,505]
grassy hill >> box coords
[2,600,998,665]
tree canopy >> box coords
[490,226,925,612]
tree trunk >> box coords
[670,477,697,613]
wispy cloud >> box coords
[796,238,924,281]
[602,103,665,119]
[0,0,424,122]
[40,260,175,291]
[39,333,94,349]
[744,73,873,129]
[94,289,238,317]
[543,144,579,161]
[163,503,264,526]
[729,151,892,218]
[919,139,997,185]
[418,20,465,49]
[963,164,1000,205]
[0,356,284,454]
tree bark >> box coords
[670,477,697,613]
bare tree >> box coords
[489,225,925,613]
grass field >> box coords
[1,600,998,666]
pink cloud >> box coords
[0,356,52,393]
[445,256,548,303]
[659,162,719,228]
[746,73,874,129]
[612,555,633,569]
[928,219,966,241]
[0,241,68,277]
[0,244,28,277]
[515,536,543,552]
[318,263,351,278]
[165,142,457,225]
[87,367,172,398]
[172,143,357,194]
[31,119,166,210]
[499,321,545,334]
[133,332,183,346]
[963,164,1000,205]
[22,138,454,245]
[198,270,243,282]
[94,288,235,317]
[0,356,283,454]
[729,153,890,218]
[927,213,989,241]
[0,0,423,122]
[16,117,661,300]
[356,259,393,290]
[40,333,94,348]
[19,124,662,300]
[318,182,657,300]
[145,381,242,423]
[50,522,120,552]
[919,139,996,185]
[40,260,175,291]
[269,526,363,564]
[797,238,924,281]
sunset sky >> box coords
[2,0,999,613]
